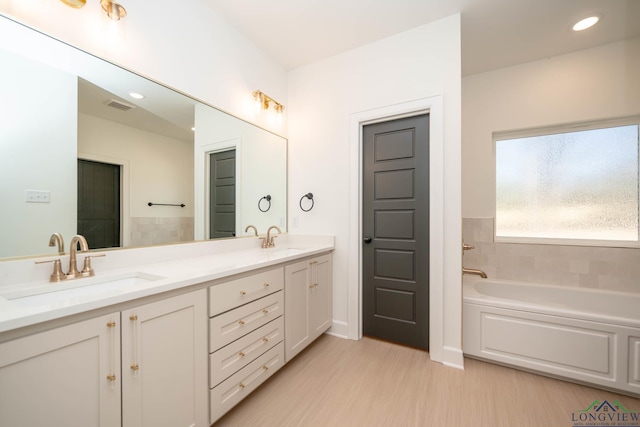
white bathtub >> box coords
[463,277,640,397]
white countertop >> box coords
[0,235,333,334]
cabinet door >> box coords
[0,313,121,427]
[284,259,311,362]
[122,289,208,427]
[310,253,333,340]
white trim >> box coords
[78,152,130,247]
[347,95,447,364]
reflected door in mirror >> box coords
[209,150,236,239]
[78,159,121,249]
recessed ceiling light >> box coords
[572,16,600,32]
[129,92,144,99]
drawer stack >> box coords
[208,267,285,424]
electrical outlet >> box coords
[25,190,51,203]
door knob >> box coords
[363,237,372,244]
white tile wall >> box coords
[462,218,640,293]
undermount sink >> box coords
[2,272,165,308]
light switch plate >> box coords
[25,190,51,203]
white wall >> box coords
[287,15,462,366]
[0,0,287,135]
[78,113,194,218]
[0,49,77,258]
[194,105,287,239]
[462,37,640,218]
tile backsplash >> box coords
[130,217,194,247]
[462,218,640,294]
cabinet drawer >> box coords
[209,316,283,388]
[209,291,283,351]
[209,267,284,316]
[209,342,285,425]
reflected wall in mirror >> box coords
[0,15,287,260]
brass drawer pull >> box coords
[262,365,269,371]
[107,374,116,382]
[262,337,269,343]
[238,351,246,357]
[262,309,269,315]
[106,321,116,328]
[238,320,245,325]
[131,363,139,371]
[239,282,270,296]
[129,314,138,321]
[239,383,246,389]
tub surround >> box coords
[463,276,640,396]
[462,217,640,293]
[0,234,334,334]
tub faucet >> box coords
[462,267,488,279]
[462,242,487,278]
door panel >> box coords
[363,114,429,350]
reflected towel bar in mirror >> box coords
[148,202,186,208]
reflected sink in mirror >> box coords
[2,272,165,308]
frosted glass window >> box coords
[495,123,639,244]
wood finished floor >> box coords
[215,335,640,426]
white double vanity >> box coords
[0,234,333,426]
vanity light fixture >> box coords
[572,15,599,31]
[59,0,127,20]
[252,90,285,114]
[60,0,87,8]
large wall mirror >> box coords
[0,15,287,260]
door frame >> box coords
[78,152,130,247]
[348,95,456,366]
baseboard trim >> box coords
[442,345,465,370]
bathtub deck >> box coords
[215,334,640,426]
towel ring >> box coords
[299,193,314,212]
[258,195,271,212]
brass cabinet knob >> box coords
[107,374,116,382]
[240,290,247,296]
[238,352,245,357]
[238,320,245,325]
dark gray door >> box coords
[362,114,429,350]
[209,150,236,239]
[77,159,121,249]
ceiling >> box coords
[202,0,640,76]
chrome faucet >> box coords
[244,225,258,236]
[67,235,89,279]
[462,242,487,278]
[263,225,282,248]
[48,233,65,255]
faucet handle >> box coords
[81,254,106,276]
[35,259,65,282]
